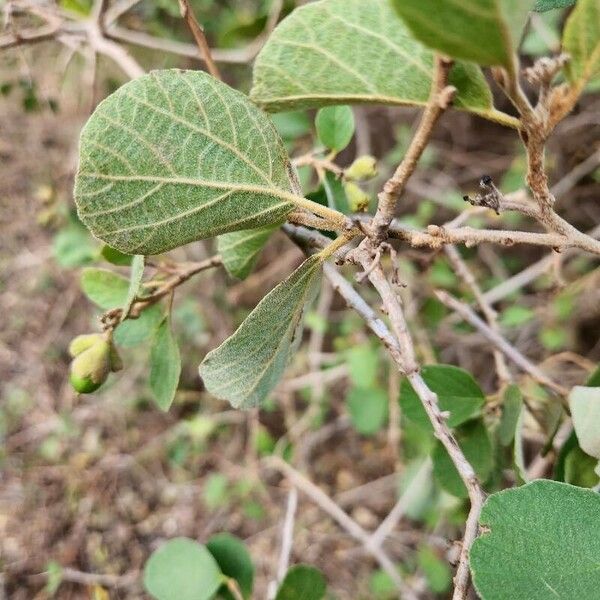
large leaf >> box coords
[470,481,600,600]
[563,0,600,88]
[275,565,327,600]
[206,533,254,599]
[250,0,518,128]
[143,537,223,600]
[400,365,485,433]
[392,0,535,69]
[149,317,181,411]
[75,70,301,255]
[534,0,576,10]
[217,225,277,280]
[199,255,323,408]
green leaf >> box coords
[150,318,181,411]
[100,244,133,266]
[400,365,485,433]
[564,446,600,487]
[115,305,163,347]
[498,384,522,446]
[53,223,97,267]
[75,70,301,256]
[417,546,452,594]
[563,0,600,88]
[470,481,600,600]
[122,254,145,319]
[143,537,223,600]
[345,344,379,388]
[392,0,535,69]
[315,106,355,152]
[207,533,254,599]
[199,255,323,408]
[432,419,493,498]
[250,0,518,128]
[587,364,600,386]
[498,306,535,328]
[218,225,277,280]
[569,386,600,460]
[534,0,576,10]
[275,565,327,600]
[347,387,388,435]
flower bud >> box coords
[345,155,378,182]
[344,181,371,213]
[69,333,104,358]
[69,339,111,394]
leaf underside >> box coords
[199,255,323,408]
[251,0,518,127]
[563,0,600,88]
[75,69,297,256]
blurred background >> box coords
[1,1,599,598]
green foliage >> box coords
[392,0,535,68]
[564,446,600,487]
[121,254,145,319]
[100,244,133,266]
[534,0,575,10]
[470,481,600,599]
[498,305,535,328]
[432,420,493,498]
[251,0,517,127]
[218,226,277,280]
[498,384,523,446]
[417,546,452,594]
[53,222,97,267]
[345,343,380,388]
[75,70,300,255]
[206,533,254,599]
[346,387,388,435]
[200,255,323,408]
[150,318,181,411]
[569,386,600,462]
[563,0,600,87]
[143,538,223,600]
[45,561,63,595]
[400,365,485,433]
[315,106,355,152]
[275,565,327,600]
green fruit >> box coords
[69,371,102,393]
[345,155,378,181]
[69,339,111,394]
[68,333,103,357]
[344,181,371,212]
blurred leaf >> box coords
[200,255,323,409]
[347,387,388,435]
[563,0,600,87]
[539,326,568,350]
[75,70,298,255]
[369,569,396,599]
[432,420,493,498]
[270,111,312,141]
[45,561,63,595]
[204,474,230,510]
[499,306,535,328]
[315,106,355,152]
[534,0,575,10]
[392,0,535,68]
[345,344,379,388]
[150,318,181,411]
[400,365,485,433]
[53,224,96,268]
[218,225,277,280]
[207,533,254,599]
[100,245,133,266]
[143,538,222,600]
[498,384,523,446]
[470,481,600,600]
[418,546,452,594]
[275,565,326,600]
[569,386,600,460]
[251,0,517,127]
[564,446,600,487]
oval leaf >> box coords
[150,317,181,411]
[250,0,518,127]
[471,481,600,600]
[75,70,299,255]
[218,225,277,280]
[143,537,222,600]
[275,565,327,600]
[206,533,254,599]
[346,387,388,436]
[315,106,355,152]
[569,385,600,460]
[392,0,535,68]
[199,255,323,408]
[498,384,523,446]
[563,0,600,88]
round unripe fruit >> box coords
[345,155,378,182]
[69,372,103,393]
[344,181,371,212]
[69,333,104,357]
[69,339,111,394]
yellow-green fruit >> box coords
[109,344,123,372]
[345,155,378,181]
[69,340,111,394]
[344,181,371,212]
[69,333,104,358]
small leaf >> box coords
[150,318,181,411]
[345,344,380,388]
[417,546,452,594]
[400,365,485,433]
[121,254,145,319]
[143,538,222,600]
[275,565,327,600]
[569,386,600,460]
[498,384,522,446]
[432,420,493,498]
[100,244,133,265]
[75,70,301,255]
[564,446,600,487]
[534,0,576,10]
[315,106,355,152]
[206,533,254,599]
[114,305,163,347]
[563,0,600,88]
[218,225,277,280]
[250,0,518,128]
[53,223,97,267]
[199,255,323,408]
[470,481,600,600]
[347,387,388,435]
[392,0,535,68]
